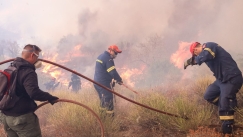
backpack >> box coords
[0,63,19,110]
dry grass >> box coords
[1,76,243,137]
[132,85,214,133]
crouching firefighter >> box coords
[94,45,123,117]
[184,42,243,134]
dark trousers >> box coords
[94,82,114,111]
[204,79,242,120]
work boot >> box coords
[221,120,233,134]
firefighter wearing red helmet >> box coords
[94,45,123,117]
[184,42,243,134]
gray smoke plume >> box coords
[1,0,243,88]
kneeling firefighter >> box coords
[93,45,123,117]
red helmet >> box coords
[108,45,122,53]
[190,42,200,55]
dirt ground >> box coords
[1,124,243,137]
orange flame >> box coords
[65,45,85,58]
[41,53,64,81]
[40,45,86,88]
[170,41,192,69]
[119,65,145,87]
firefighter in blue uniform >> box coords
[184,42,243,134]
[94,45,123,117]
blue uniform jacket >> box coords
[195,42,242,83]
[94,51,122,84]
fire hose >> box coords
[35,99,104,137]
[121,83,139,94]
[0,58,189,120]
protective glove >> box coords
[184,56,197,69]
[111,81,115,87]
[48,96,59,105]
[117,80,123,85]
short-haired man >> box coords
[1,44,59,137]
[94,45,123,117]
[184,42,243,134]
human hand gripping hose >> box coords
[0,59,189,120]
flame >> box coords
[41,52,64,81]
[74,45,81,50]
[120,66,145,87]
[170,41,192,69]
[65,45,85,58]
[40,45,86,88]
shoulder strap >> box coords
[0,70,11,95]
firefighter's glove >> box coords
[117,80,123,85]
[184,56,196,69]
[112,81,115,87]
[222,120,233,134]
[48,96,59,105]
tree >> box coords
[0,40,20,58]
[7,41,20,58]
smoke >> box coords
[1,0,243,88]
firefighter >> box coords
[184,42,243,134]
[44,78,60,91]
[94,45,123,117]
[68,73,81,92]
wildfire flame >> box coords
[120,65,145,87]
[39,44,86,87]
[170,41,192,69]
[65,45,84,58]
[40,52,69,87]
[39,44,146,89]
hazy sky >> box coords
[0,0,170,49]
[1,0,243,50]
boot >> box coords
[221,120,233,134]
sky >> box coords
[1,0,243,87]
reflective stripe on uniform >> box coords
[96,59,103,63]
[106,110,114,114]
[107,66,115,72]
[99,107,106,111]
[204,48,215,58]
[212,97,219,103]
[220,115,234,120]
